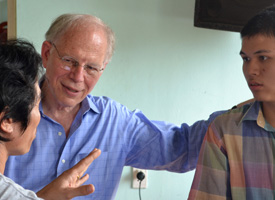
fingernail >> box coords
[87,185,94,193]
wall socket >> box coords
[132,167,148,189]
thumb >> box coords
[68,184,95,198]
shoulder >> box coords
[0,174,41,200]
[209,103,254,140]
[214,103,252,126]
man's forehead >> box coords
[241,36,275,56]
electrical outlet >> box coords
[132,167,148,189]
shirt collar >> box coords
[84,95,101,114]
[241,101,260,123]
[241,101,275,132]
[39,94,101,115]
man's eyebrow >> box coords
[239,50,245,55]
[254,50,271,54]
[239,49,271,55]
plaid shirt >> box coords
[189,101,275,200]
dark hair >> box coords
[241,5,275,38]
[0,39,42,141]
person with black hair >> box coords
[189,5,275,199]
[0,39,101,200]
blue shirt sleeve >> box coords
[124,110,225,172]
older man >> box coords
[5,14,228,199]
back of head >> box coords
[45,14,115,63]
[0,39,42,141]
[241,4,275,38]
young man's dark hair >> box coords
[0,39,101,200]
[0,39,42,141]
[241,4,275,38]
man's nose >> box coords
[69,65,85,82]
[247,61,260,76]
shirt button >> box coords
[58,132,62,136]
[62,159,66,164]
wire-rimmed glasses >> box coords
[51,43,104,76]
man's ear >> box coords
[103,61,108,70]
[0,118,14,134]
[41,41,52,69]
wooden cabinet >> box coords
[7,0,16,39]
[0,0,16,42]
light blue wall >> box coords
[0,0,7,23]
[17,0,252,199]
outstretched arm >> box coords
[36,148,101,200]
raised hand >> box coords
[36,148,101,200]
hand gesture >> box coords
[36,148,101,200]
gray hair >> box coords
[45,14,115,63]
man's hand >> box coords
[36,148,101,200]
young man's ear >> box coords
[0,117,14,135]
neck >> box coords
[42,97,80,117]
[41,78,80,116]
[41,81,80,137]
[0,143,9,174]
[262,102,275,128]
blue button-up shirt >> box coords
[5,95,223,200]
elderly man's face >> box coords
[41,25,108,108]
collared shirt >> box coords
[5,95,223,200]
[189,101,275,200]
[0,173,43,200]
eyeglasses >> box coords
[51,43,104,76]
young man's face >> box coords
[241,34,275,103]
[6,82,41,155]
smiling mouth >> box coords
[68,88,78,93]
[63,85,79,93]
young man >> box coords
[0,39,101,200]
[189,5,275,199]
